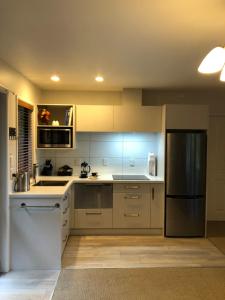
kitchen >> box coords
[0,1,225,299]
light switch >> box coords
[103,158,108,166]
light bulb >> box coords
[198,47,225,74]
[51,75,60,82]
[95,75,104,82]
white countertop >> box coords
[10,174,164,199]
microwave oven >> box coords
[37,127,73,148]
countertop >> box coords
[10,174,164,199]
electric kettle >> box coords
[13,172,30,192]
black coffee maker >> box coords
[79,161,91,178]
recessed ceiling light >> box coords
[95,75,104,82]
[51,75,60,82]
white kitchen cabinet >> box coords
[150,184,164,228]
[113,191,150,228]
[10,189,71,270]
[75,209,112,228]
[113,183,164,229]
[76,105,114,132]
[113,105,162,132]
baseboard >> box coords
[70,228,163,236]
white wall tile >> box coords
[123,158,148,175]
[90,141,123,158]
[90,132,123,142]
[90,158,122,175]
[36,132,160,175]
[123,141,156,159]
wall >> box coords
[41,90,122,105]
[0,59,41,104]
[37,132,162,177]
[0,60,41,272]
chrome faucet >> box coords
[32,163,39,184]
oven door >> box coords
[38,128,72,148]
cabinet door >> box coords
[76,105,114,132]
[75,209,112,228]
[150,184,164,228]
[114,106,162,132]
[113,193,150,228]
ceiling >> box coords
[0,0,225,90]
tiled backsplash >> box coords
[36,132,161,176]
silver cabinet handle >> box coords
[124,213,140,217]
[124,194,140,199]
[62,235,68,242]
[63,195,68,201]
[63,220,68,227]
[152,187,155,200]
[85,212,102,215]
[125,185,140,190]
[20,203,60,209]
[63,207,68,214]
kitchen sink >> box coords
[33,180,69,186]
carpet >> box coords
[52,268,225,300]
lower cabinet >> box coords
[10,188,71,270]
[113,183,164,229]
[75,209,112,228]
[113,192,150,228]
[73,183,164,230]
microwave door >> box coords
[38,128,71,148]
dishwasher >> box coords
[74,183,113,228]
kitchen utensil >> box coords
[13,172,30,192]
[79,161,91,178]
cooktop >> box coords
[112,175,150,181]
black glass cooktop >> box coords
[112,175,150,180]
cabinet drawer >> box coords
[113,193,150,228]
[113,183,149,193]
[75,209,112,228]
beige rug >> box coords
[52,268,225,300]
[63,236,225,269]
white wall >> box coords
[0,60,41,272]
[37,132,161,176]
[41,90,122,105]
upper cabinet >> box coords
[76,105,114,132]
[113,105,162,132]
[165,105,208,130]
[76,104,162,132]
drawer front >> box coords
[113,193,150,228]
[113,183,149,193]
[75,209,112,228]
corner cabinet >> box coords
[36,104,76,149]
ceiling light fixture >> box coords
[51,75,60,82]
[198,46,225,81]
[95,75,104,82]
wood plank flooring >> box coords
[62,236,225,269]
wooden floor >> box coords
[62,235,225,269]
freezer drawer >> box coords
[165,197,205,237]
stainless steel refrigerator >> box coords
[165,130,207,237]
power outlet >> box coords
[103,158,108,166]
[129,159,135,167]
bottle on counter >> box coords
[148,153,157,176]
